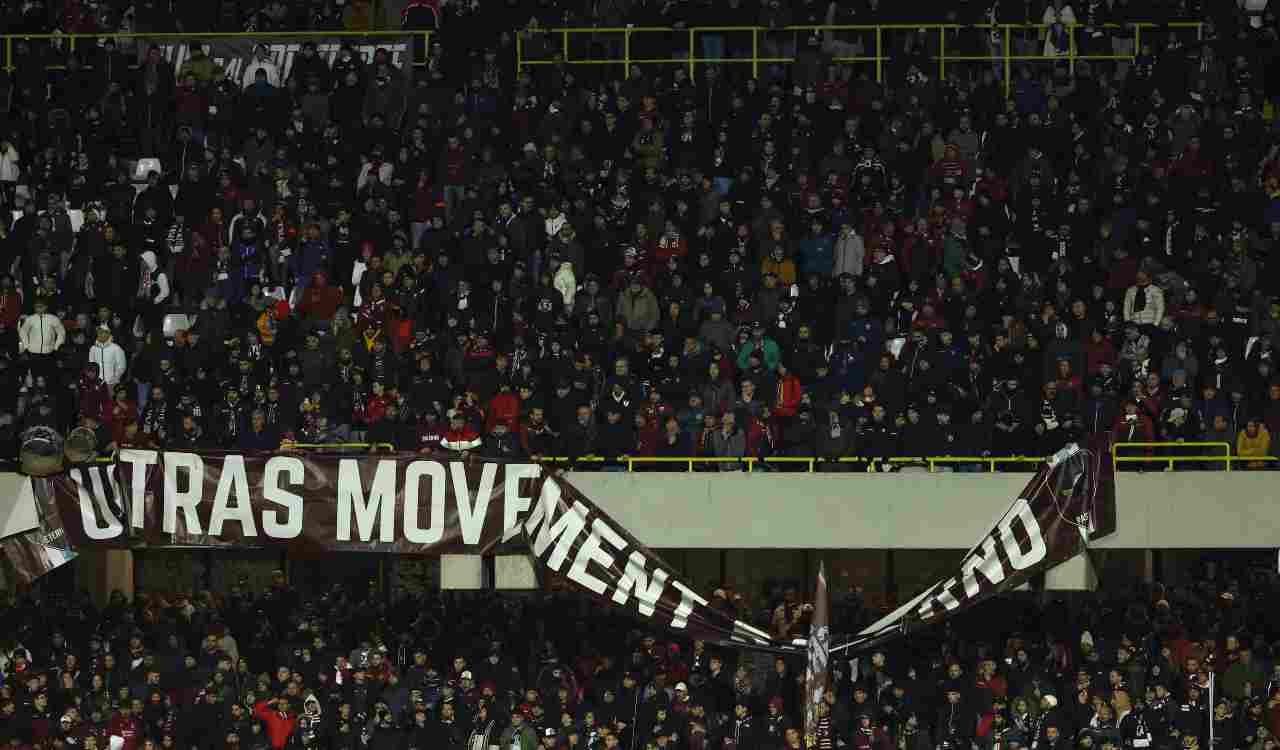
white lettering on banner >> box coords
[120,449,158,530]
[670,580,710,629]
[733,620,774,645]
[89,465,126,525]
[73,467,124,541]
[207,456,257,537]
[999,499,1048,570]
[502,464,542,542]
[337,459,397,542]
[916,591,939,621]
[162,452,205,535]
[524,481,588,570]
[614,550,669,616]
[403,461,447,545]
[960,536,1007,597]
[158,42,410,86]
[568,518,626,596]
[262,456,304,539]
[916,499,1050,620]
[451,462,497,545]
[934,577,962,612]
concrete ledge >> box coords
[494,555,538,590]
[568,472,1280,550]
[440,554,483,590]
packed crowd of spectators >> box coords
[2,559,1280,750]
[2,0,1280,468]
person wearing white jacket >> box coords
[553,260,577,308]
[89,326,128,386]
[19,299,64,355]
[0,139,18,199]
[19,298,65,387]
[1123,271,1165,329]
[241,45,281,89]
[1041,0,1077,29]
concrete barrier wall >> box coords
[568,472,1280,550]
[1,472,1273,557]
[0,475,38,539]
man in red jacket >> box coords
[485,382,521,433]
[254,696,299,750]
[441,411,481,453]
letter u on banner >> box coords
[73,468,124,541]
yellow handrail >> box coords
[533,441,1271,472]
[516,21,1203,94]
[282,442,396,451]
[72,441,1271,470]
[1112,441,1234,472]
[534,454,1046,472]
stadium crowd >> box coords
[1,0,1280,468]
[2,560,1280,750]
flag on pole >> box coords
[803,562,831,747]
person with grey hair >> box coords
[239,408,280,451]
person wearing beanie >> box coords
[853,710,891,750]
[500,708,540,750]
[764,696,791,747]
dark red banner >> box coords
[832,434,1117,655]
[27,450,785,650]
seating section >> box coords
[2,1,1278,471]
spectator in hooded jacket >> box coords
[618,278,661,335]
[89,326,128,386]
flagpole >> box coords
[1208,672,1215,750]
[803,562,831,748]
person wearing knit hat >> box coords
[763,696,791,747]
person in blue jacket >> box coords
[797,217,835,277]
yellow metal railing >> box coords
[538,454,1046,472]
[71,440,1271,469]
[516,21,1203,97]
[280,442,396,451]
[1110,441,1280,471]
[1113,440,1232,472]
[1,30,433,74]
[538,441,1279,472]
[79,441,394,463]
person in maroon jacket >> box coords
[105,702,141,750]
[1112,400,1155,445]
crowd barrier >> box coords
[38,439,1270,474]
[61,440,1268,472]
[2,21,1204,98]
[536,441,1277,472]
[515,21,1205,96]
